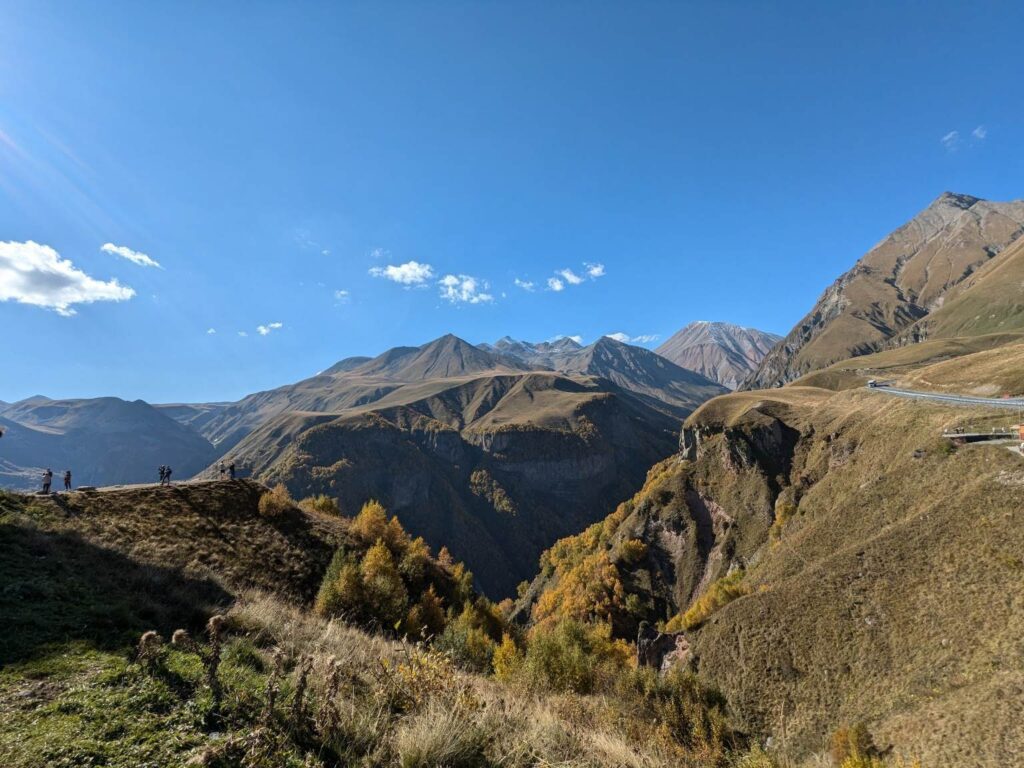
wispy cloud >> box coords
[206,328,216,335]
[238,331,248,337]
[606,332,660,344]
[438,274,494,304]
[334,289,351,304]
[557,268,584,285]
[972,125,987,140]
[513,278,535,292]
[940,130,960,151]
[0,240,135,316]
[257,321,283,336]
[369,247,389,260]
[101,242,161,269]
[369,260,434,286]
[545,263,605,292]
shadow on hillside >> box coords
[0,519,232,667]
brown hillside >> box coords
[520,344,1024,764]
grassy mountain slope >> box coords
[0,478,751,768]
[519,343,1024,764]
[896,232,1024,343]
[747,192,1024,388]
[223,372,682,597]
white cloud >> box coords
[206,328,216,335]
[605,332,660,344]
[514,278,535,292]
[585,262,605,278]
[238,331,248,337]
[547,277,565,292]
[369,260,434,285]
[940,130,960,150]
[257,321,283,336]
[101,242,161,269]
[334,289,351,304]
[369,247,389,260]
[972,125,987,140]
[557,268,584,285]
[438,274,494,304]
[0,240,135,316]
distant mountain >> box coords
[656,322,781,390]
[0,397,219,490]
[478,335,727,416]
[745,192,1024,388]
[351,333,530,380]
[478,336,583,368]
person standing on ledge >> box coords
[63,470,72,491]
[42,468,53,494]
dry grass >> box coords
[222,590,740,767]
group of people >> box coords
[218,461,237,480]
[40,468,72,493]
[158,465,174,485]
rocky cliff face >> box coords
[745,192,1024,388]
[655,322,781,390]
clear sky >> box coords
[2,1,1023,403]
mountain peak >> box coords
[656,322,781,390]
[933,191,982,210]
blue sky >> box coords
[2,1,1023,403]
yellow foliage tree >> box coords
[492,633,523,681]
[360,539,409,628]
[351,500,389,543]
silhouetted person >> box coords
[228,462,236,480]
[164,466,173,485]
[219,461,226,480]
[42,468,53,494]
[63,470,72,491]
[158,465,166,485]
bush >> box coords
[831,722,876,765]
[665,569,750,631]
[618,538,648,565]
[435,621,496,674]
[519,620,631,694]
[258,484,293,518]
[299,494,339,515]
